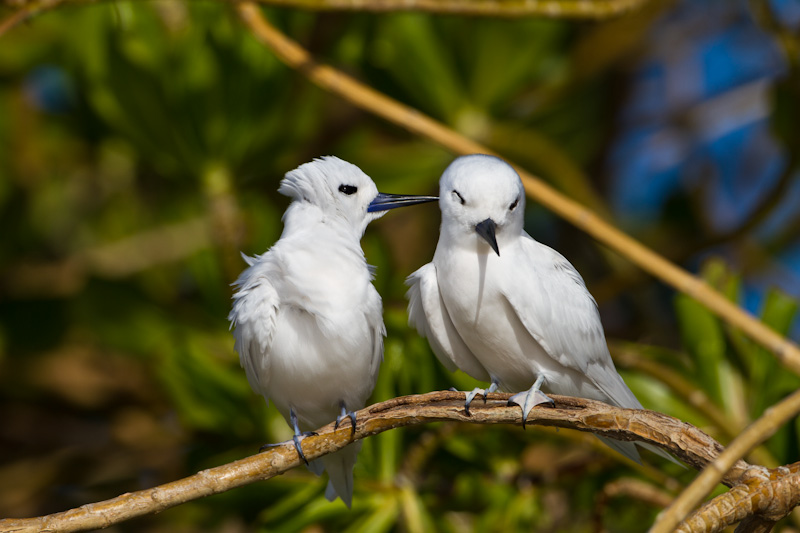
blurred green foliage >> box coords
[1,1,799,531]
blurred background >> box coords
[1,0,799,530]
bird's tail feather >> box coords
[595,370,683,466]
[638,441,683,466]
[597,436,642,464]
[307,458,324,476]
[320,442,362,508]
[597,436,682,466]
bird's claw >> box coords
[463,382,498,416]
[335,410,358,438]
[464,387,487,416]
[508,389,554,429]
[258,430,318,465]
[292,432,318,465]
[258,442,278,453]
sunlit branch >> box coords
[0,0,653,39]
[242,0,652,18]
[678,465,800,533]
[0,391,753,533]
[651,388,800,532]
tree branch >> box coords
[651,388,800,532]
[236,3,800,377]
[678,466,800,533]
[237,0,652,18]
[593,478,675,532]
[0,0,652,39]
[610,342,779,469]
[0,391,752,533]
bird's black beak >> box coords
[475,218,500,256]
[367,192,439,213]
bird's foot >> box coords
[334,401,357,438]
[464,381,499,416]
[291,431,317,464]
[508,377,554,429]
[259,431,318,465]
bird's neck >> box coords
[282,202,362,240]
[281,203,365,256]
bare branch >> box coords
[236,3,800,377]
[651,389,800,532]
[593,478,675,532]
[0,0,653,39]
[240,0,653,18]
[0,391,747,533]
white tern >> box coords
[229,156,437,507]
[406,154,672,464]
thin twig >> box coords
[593,478,674,533]
[650,389,800,532]
[236,4,800,376]
[0,0,653,39]
[0,391,744,533]
[238,0,652,18]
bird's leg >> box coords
[334,400,357,438]
[288,408,318,465]
[259,408,317,465]
[507,375,554,429]
[464,379,499,416]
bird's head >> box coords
[280,156,437,237]
[279,156,382,235]
[438,154,525,256]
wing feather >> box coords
[503,237,641,409]
[228,256,280,399]
[406,263,490,381]
[366,287,386,386]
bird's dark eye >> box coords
[339,184,358,195]
[509,196,520,211]
[452,190,465,205]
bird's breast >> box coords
[279,237,372,314]
[433,247,556,391]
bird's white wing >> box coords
[366,285,386,387]
[502,236,641,409]
[407,263,491,381]
[228,255,280,400]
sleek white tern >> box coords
[229,156,437,506]
[406,154,672,464]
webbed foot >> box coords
[507,375,554,429]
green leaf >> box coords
[761,289,798,336]
[344,496,400,533]
[374,14,465,122]
[260,482,324,523]
[674,294,726,404]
